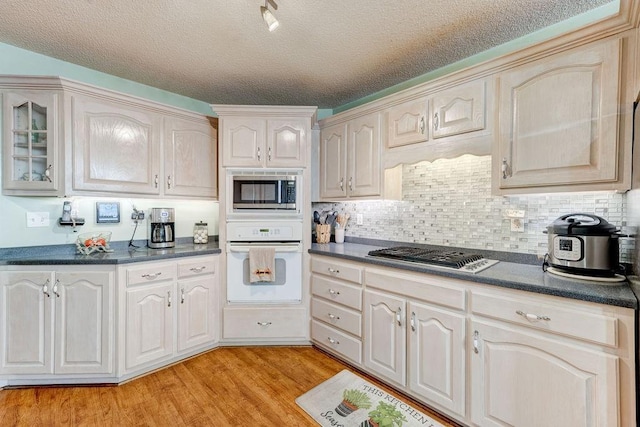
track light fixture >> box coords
[261,0,279,32]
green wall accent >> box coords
[333,1,620,114]
[0,42,214,115]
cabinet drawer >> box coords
[311,319,362,365]
[311,297,362,337]
[126,262,176,286]
[311,275,362,310]
[471,290,618,347]
[311,257,363,284]
[177,257,217,278]
[223,306,307,339]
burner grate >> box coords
[368,246,484,269]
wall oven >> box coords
[226,221,303,303]
[227,169,302,217]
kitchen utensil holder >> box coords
[316,224,331,244]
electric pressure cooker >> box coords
[544,213,620,277]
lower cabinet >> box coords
[222,306,308,340]
[0,267,114,376]
[470,320,619,427]
[122,255,219,374]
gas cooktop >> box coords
[367,246,499,273]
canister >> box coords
[193,221,209,244]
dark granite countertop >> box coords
[309,241,638,310]
[0,239,221,265]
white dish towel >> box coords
[249,247,276,283]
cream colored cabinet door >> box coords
[363,289,406,386]
[221,117,266,167]
[54,271,114,375]
[2,91,62,195]
[177,276,218,353]
[71,94,162,195]
[385,97,428,148]
[164,116,217,198]
[320,122,348,199]
[266,119,307,167]
[497,38,620,191]
[125,282,174,371]
[0,271,54,374]
[348,112,381,197]
[470,320,619,427]
[432,80,485,139]
[409,301,465,418]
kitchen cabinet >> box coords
[0,268,114,376]
[122,256,218,373]
[1,89,63,196]
[222,306,308,341]
[385,96,429,148]
[319,111,401,200]
[163,116,218,198]
[495,37,623,193]
[470,286,634,427]
[213,105,316,168]
[431,79,485,139]
[310,256,363,364]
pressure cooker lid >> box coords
[547,213,618,236]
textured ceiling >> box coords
[0,0,614,108]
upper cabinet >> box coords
[494,37,630,194]
[431,80,486,139]
[2,90,63,196]
[0,76,218,199]
[385,96,429,148]
[213,105,317,169]
[319,112,401,201]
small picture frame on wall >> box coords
[96,202,120,223]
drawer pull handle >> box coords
[142,272,162,280]
[257,321,272,326]
[327,267,340,274]
[180,288,185,304]
[410,311,416,332]
[327,313,340,320]
[327,337,339,345]
[473,330,479,354]
[189,266,206,273]
[328,289,340,295]
[396,307,402,327]
[42,278,51,298]
[53,279,60,298]
[167,291,172,307]
[516,310,550,322]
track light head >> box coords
[260,1,279,32]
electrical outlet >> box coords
[356,213,364,225]
[511,218,525,232]
[26,212,50,227]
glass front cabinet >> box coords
[2,90,62,195]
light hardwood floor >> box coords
[0,346,458,426]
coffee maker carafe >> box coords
[148,208,175,249]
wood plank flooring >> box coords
[0,346,459,426]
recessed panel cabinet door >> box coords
[125,283,174,371]
[72,95,162,195]
[266,119,307,167]
[320,123,348,199]
[497,38,620,189]
[55,271,114,374]
[409,301,465,417]
[164,117,217,198]
[177,276,217,353]
[349,113,381,197]
[470,320,619,427]
[363,289,406,386]
[222,117,266,167]
[386,97,428,148]
[432,80,485,139]
[0,271,54,374]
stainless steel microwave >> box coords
[232,174,298,210]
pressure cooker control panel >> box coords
[553,236,583,261]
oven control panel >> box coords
[227,220,303,241]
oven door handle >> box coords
[228,243,302,253]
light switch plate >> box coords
[26,212,50,227]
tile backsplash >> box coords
[313,155,634,263]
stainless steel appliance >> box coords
[148,208,175,249]
[227,170,301,216]
[226,221,303,303]
[367,246,498,273]
[544,213,621,277]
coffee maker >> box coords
[148,208,175,249]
